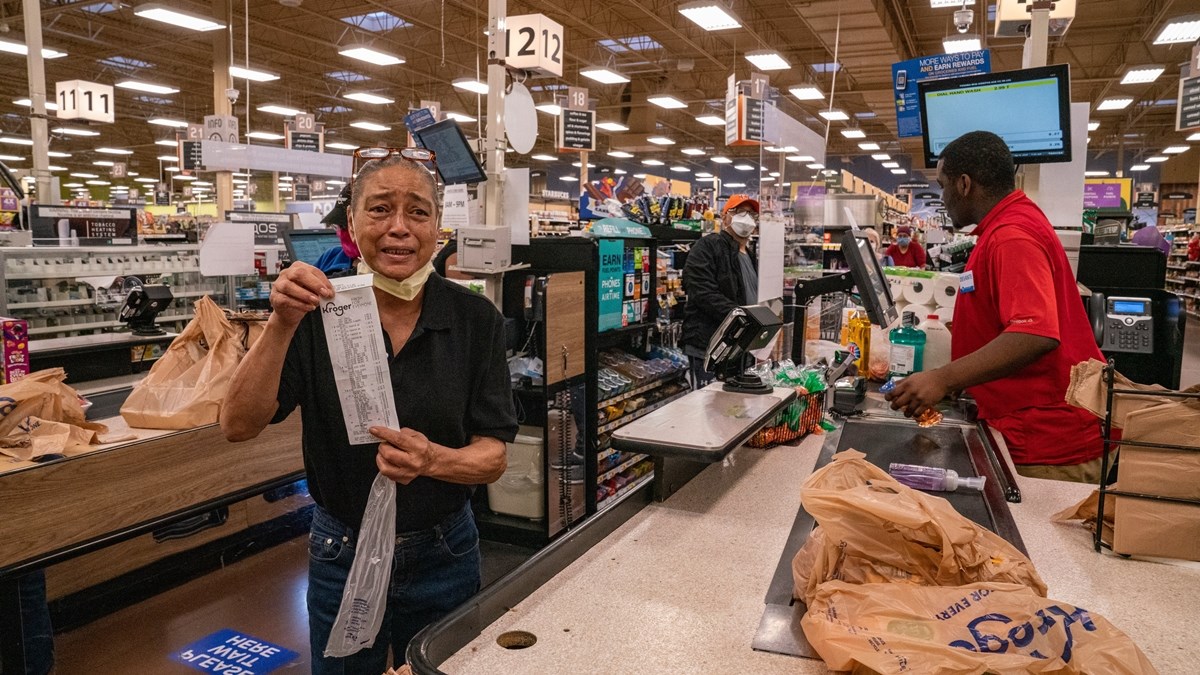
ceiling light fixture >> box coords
[135,177,158,183]
[96,147,133,155]
[725,182,745,188]
[0,37,67,58]
[350,121,391,131]
[56,128,100,136]
[1087,121,1099,131]
[93,160,115,167]
[710,156,732,164]
[84,180,111,185]
[840,129,866,139]
[445,112,476,123]
[452,78,490,95]
[788,85,823,101]
[580,66,630,84]
[338,45,404,66]
[229,66,280,82]
[13,98,59,111]
[343,92,394,105]
[681,148,706,156]
[1145,156,1169,163]
[818,109,849,121]
[872,153,891,161]
[1084,170,1110,177]
[46,151,71,157]
[1163,146,1189,154]
[890,168,907,175]
[859,142,880,151]
[648,95,688,109]
[733,163,753,171]
[881,161,900,168]
[0,154,23,162]
[670,166,690,173]
[149,118,189,128]
[257,104,304,116]
[648,136,675,145]
[596,122,629,132]
[1096,97,1134,111]
[678,1,741,31]
[1153,14,1200,44]
[745,50,790,71]
[642,159,665,166]
[536,103,562,116]
[607,150,634,158]
[134,4,225,31]
[115,80,179,94]
[1120,65,1165,85]
[246,131,285,140]
[1130,164,1151,171]
[943,34,982,54]
[0,137,33,146]
[155,139,178,147]
[157,155,179,161]
[325,142,359,150]
[69,173,98,178]
[695,115,725,126]
[532,154,557,161]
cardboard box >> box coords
[0,318,28,384]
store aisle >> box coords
[53,534,533,673]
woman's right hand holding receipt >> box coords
[269,261,335,328]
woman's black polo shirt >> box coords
[271,273,518,532]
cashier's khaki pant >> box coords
[1015,455,1106,484]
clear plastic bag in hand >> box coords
[324,471,397,657]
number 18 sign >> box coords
[55,80,115,124]
[505,14,564,77]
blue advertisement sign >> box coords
[172,629,299,674]
[598,239,625,332]
[893,50,991,138]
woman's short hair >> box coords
[350,155,439,214]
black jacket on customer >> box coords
[681,230,757,352]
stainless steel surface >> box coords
[611,383,797,462]
[751,603,815,658]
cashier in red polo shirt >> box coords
[885,131,1107,484]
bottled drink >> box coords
[845,311,872,377]
[917,314,952,371]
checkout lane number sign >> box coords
[172,629,298,674]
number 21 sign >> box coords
[505,14,564,77]
[55,80,115,124]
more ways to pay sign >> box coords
[893,50,991,138]
[172,629,298,674]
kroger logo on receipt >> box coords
[322,302,353,317]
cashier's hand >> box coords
[372,426,434,485]
[885,370,950,418]
[270,262,335,329]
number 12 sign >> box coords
[505,14,564,77]
[55,80,115,124]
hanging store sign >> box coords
[1177,75,1200,132]
[155,183,170,206]
[725,75,766,147]
[286,114,323,152]
[892,50,991,138]
[1134,192,1157,207]
[505,14,564,77]
[55,80,114,123]
[1165,191,1195,201]
[204,115,239,143]
[180,124,205,172]
[558,109,596,151]
[110,162,127,178]
[27,205,137,246]
[292,180,311,201]
[225,210,295,246]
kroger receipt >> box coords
[321,275,400,445]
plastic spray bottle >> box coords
[889,462,986,492]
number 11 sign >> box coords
[55,80,115,124]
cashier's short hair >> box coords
[939,131,1016,198]
[350,155,439,215]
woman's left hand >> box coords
[372,426,435,484]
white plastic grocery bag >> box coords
[324,471,397,657]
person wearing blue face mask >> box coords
[885,224,927,269]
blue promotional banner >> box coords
[598,239,625,332]
[172,629,299,674]
[893,50,991,138]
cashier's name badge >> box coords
[959,270,976,293]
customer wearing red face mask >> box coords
[885,225,927,269]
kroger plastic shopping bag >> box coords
[0,368,107,460]
[324,471,396,657]
[121,296,244,429]
[801,581,1158,675]
[792,450,1046,606]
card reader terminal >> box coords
[1104,296,1153,354]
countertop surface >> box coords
[441,433,1200,674]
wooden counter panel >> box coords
[0,416,304,571]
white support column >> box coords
[22,0,53,205]
[483,0,508,229]
[1021,3,1053,201]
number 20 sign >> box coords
[55,80,115,124]
[505,14,564,77]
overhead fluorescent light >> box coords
[678,1,741,31]
[13,98,59,111]
[165,166,181,172]
[614,169,627,175]
[0,154,23,161]
[724,183,745,188]
[229,66,280,82]
[0,137,33,146]
[62,182,83,188]
[766,145,798,153]
[155,139,178,147]
[642,159,665,166]
[1188,132,1200,142]
[695,115,725,126]
[46,151,71,158]
[570,162,596,168]
[135,4,225,31]
[96,147,133,155]
[338,45,404,66]
[172,174,197,181]
[872,153,891,161]
[710,156,732,164]
[1084,170,1110,177]
[1130,164,1151,171]
[452,78,490,95]
[788,86,823,101]
[0,37,67,58]
[56,128,100,136]
[818,109,849,121]
[1153,14,1200,44]
[149,118,189,128]
[536,103,562,116]
[93,160,115,167]
[607,150,634,158]
[596,121,629,132]
[532,154,557,161]
[1096,97,1133,111]
[351,121,391,131]
[760,176,775,182]
[786,155,816,163]
[325,142,359,150]
[890,169,907,175]
[69,172,98,178]
[135,177,158,183]
[1164,146,1189,154]
[670,166,690,173]
[733,163,754,171]
[278,176,294,182]
[257,104,303,116]
[157,155,179,161]
[648,136,675,145]
[681,148,706,156]
[580,66,629,84]
[1120,65,1165,85]
[115,80,179,94]
[445,112,476,123]
[696,172,713,178]
[943,34,982,54]
[648,95,688,109]
[246,131,285,140]
[559,176,578,182]
[881,161,900,168]
[1146,156,1169,163]
[344,92,394,105]
[85,180,111,185]
[840,129,866,139]
[1087,121,1099,131]
[745,50,790,71]
[859,142,880,151]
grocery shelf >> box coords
[599,453,649,483]
[597,473,654,513]
[6,265,200,280]
[598,389,690,434]
[8,298,95,310]
[28,320,122,336]
[597,370,687,410]
[597,445,617,463]
[1168,265,1188,271]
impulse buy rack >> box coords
[1095,361,1200,553]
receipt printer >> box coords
[457,226,511,272]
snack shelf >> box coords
[596,473,654,513]
[598,389,690,434]
[597,370,687,409]
[599,453,649,484]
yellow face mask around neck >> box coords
[357,259,434,301]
